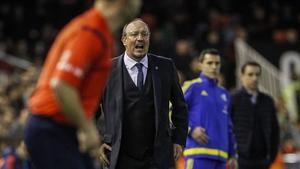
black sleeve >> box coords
[270,98,280,162]
[169,59,188,147]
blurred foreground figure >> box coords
[24,0,141,169]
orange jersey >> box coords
[29,8,113,123]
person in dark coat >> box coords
[98,18,188,169]
[230,61,280,169]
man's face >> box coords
[241,65,261,91]
[122,20,150,60]
[200,54,221,79]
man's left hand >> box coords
[173,144,183,160]
[228,157,238,169]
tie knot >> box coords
[136,63,143,71]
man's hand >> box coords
[228,157,238,169]
[51,78,101,154]
[173,144,183,160]
[77,121,101,154]
[99,143,112,166]
[191,127,209,144]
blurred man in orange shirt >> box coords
[24,0,141,169]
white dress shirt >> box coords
[123,53,148,86]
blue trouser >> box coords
[185,158,226,169]
[24,115,95,169]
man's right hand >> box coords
[191,127,209,144]
[99,143,112,166]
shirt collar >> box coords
[124,53,148,70]
[242,87,258,97]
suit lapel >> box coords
[111,55,124,120]
[149,55,161,137]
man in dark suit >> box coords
[98,18,188,169]
[230,61,279,169]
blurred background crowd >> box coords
[0,0,300,168]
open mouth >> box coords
[135,44,144,50]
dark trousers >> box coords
[24,115,95,169]
[238,158,270,169]
[116,150,157,169]
[238,164,269,169]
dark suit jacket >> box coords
[101,53,188,169]
[230,88,279,165]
